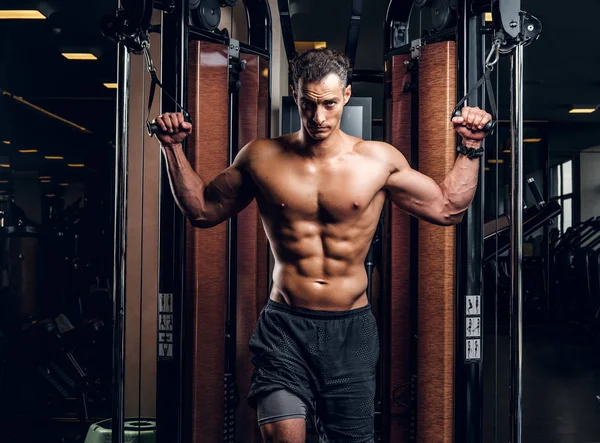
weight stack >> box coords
[417,41,457,443]
[184,40,230,443]
[383,53,413,443]
[235,54,270,443]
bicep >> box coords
[384,153,448,225]
[204,163,256,215]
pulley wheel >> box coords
[413,0,433,9]
[191,0,221,31]
[221,0,239,6]
[189,0,201,10]
[120,0,153,35]
[448,0,457,10]
[431,0,452,32]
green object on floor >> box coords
[84,418,156,443]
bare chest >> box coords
[252,155,388,221]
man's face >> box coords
[294,73,351,141]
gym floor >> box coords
[484,325,600,443]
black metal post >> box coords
[223,38,241,443]
[455,2,485,443]
[111,38,129,443]
[157,0,188,442]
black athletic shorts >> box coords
[247,299,380,443]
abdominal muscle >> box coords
[266,221,375,311]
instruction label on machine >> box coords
[158,293,174,360]
[465,295,481,363]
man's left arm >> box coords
[383,106,492,226]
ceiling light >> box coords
[2,141,10,145]
[59,183,69,187]
[103,83,118,89]
[62,53,98,60]
[488,159,504,164]
[46,194,56,197]
[523,138,542,143]
[0,180,8,184]
[19,149,38,153]
[0,10,46,19]
[484,12,493,22]
[503,149,511,153]
[45,156,63,160]
[0,164,10,168]
[68,163,85,168]
[569,106,597,114]
[40,180,51,183]
[484,167,490,171]
[294,41,327,53]
[39,176,51,179]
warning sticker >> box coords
[466,295,480,316]
[466,339,481,360]
[466,317,481,338]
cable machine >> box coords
[383,1,543,442]
[101,1,271,442]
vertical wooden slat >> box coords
[417,41,457,443]
[385,53,413,443]
[185,40,229,443]
[235,52,270,443]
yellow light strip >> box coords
[45,156,64,160]
[1,89,91,133]
[488,159,504,164]
[523,138,542,143]
[569,108,597,114]
[2,141,10,145]
[0,10,46,19]
[19,149,38,153]
[0,164,10,168]
[103,83,118,89]
[62,53,98,60]
[484,12,493,22]
[40,180,51,183]
[67,163,85,168]
[39,176,51,179]
[503,149,511,153]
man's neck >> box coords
[297,127,344,159]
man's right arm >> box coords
[156,112,256,228]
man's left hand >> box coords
[452,106,493,148]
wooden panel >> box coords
[185,40,229,443]
[235,52,270,443]
[417,41,457,443]
[125,21,161,417]
[384,54,413,443]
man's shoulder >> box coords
[353,139,409,174]
[236,137,286,165]
[353,139,400,161]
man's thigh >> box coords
[257,389,308,443]
[317,376,376,443]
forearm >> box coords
[439,142,481,223]
[161,143,208,221]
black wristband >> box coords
[456,143,484,159]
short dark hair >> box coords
[290,48,350,89]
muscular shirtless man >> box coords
[154,48,491,443]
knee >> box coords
[261,423,289,443]
[260,420,305,443]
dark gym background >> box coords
[0,0,599,442]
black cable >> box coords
[494,26,500,443]
[138,55,147,437]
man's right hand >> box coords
[153,112,192,147]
